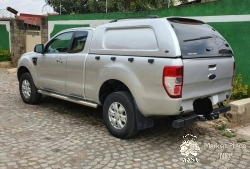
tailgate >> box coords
[182,57,234,100]
[167,18,235,100]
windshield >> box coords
[168,18,233,59]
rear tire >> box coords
[19,73,42,104]
[103,91,137,139]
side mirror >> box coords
[34,44,44,54]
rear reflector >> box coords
[163,66,183,98]
[232,62,235,87]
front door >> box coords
[37,31,74,94]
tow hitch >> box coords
[172,103,231,129]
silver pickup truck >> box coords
[17,17,234,138]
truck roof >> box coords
[57,27,95,34]
[96,17,205,29]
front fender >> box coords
[17,57,39,89]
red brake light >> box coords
[163,66,183,77]
[163,66,183,98]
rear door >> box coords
[168,18,234,100]
[65,30,93,98]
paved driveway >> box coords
[0,68,250,169]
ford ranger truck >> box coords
[17,17,234,139]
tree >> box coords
[46,0,186,14]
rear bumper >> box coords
[172,104,231,128]
[181,90,232,113]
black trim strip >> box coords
[148,59,154,63]
[128,58,134,62]
[88,53,182,59]
[111,57,116,61]
[182,54,233,59]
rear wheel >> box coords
[103,91,137,139]
[19,73,42,104]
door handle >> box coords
[56,58,63,64]
[208,64,216,70]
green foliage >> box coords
[237,138,247,143]
[231,74,248,100]
[46,0,185,14]
[221,131,236,138]
[217,123,227,131]
[0,49,11,62]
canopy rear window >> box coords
[167,18,233,59]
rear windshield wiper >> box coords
[219,49,233,54]
[183,36,212,42]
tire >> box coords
[19,73,42,104]
[103,91,137,139]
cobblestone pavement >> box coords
[0,68,250,169]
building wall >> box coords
[0,21,11,51]
[10,19,26,67]
[25,31,41,52]
[47,0,250,87]
[41,17,49,44]
[1,18,49,66]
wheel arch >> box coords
[17,66,30,81]
[98,79,134,105]
[17,55,39,88]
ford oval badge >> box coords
[208,74,216,80]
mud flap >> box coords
[133,98,154,130]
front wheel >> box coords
[19,73,42,104]
[103,91,137,139]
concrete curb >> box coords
[0,61,13,68]
[226,98,250,128]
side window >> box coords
[69,31,88,53]
[103,27,158,51]
[45,32,74,53]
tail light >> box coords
[232,62,235,87]
[163,66,183,98]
